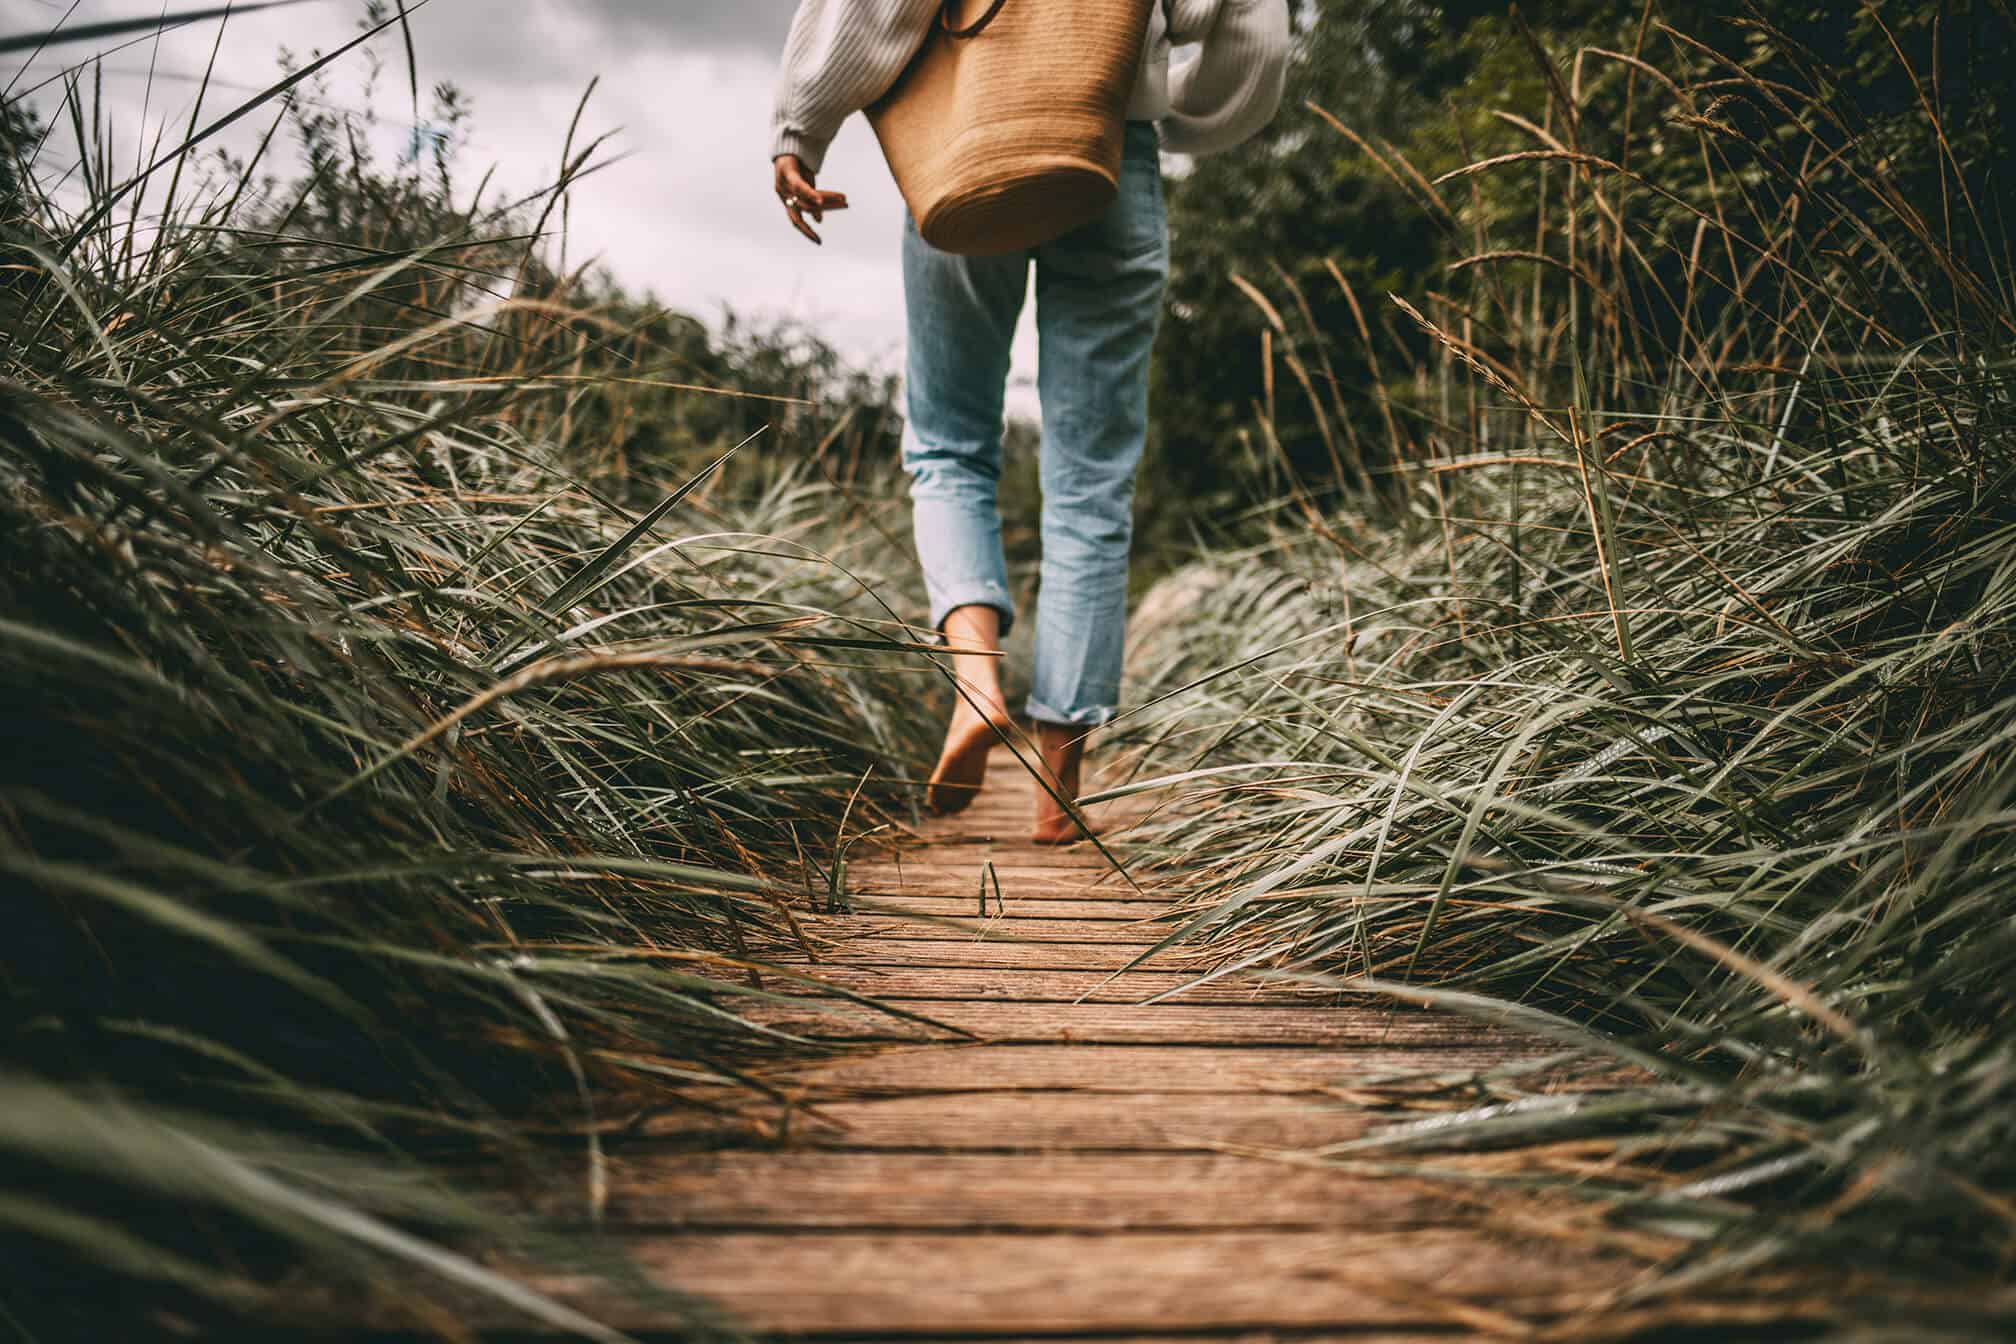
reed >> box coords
[1115,8,2016,1334]
[2,11,930,1337]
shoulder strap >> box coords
[940,0,1010,39]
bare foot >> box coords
[927,692,1012,814]
[925,604,1010,814]
[1030,720,1092,845]
[1030,811,1093,846]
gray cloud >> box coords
[567,1,792,55]
[0,1,793,90]
[7,0,1041,410]
[330,1,793,94]
[377,0,793,89]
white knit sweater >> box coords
[772,0,1292,174]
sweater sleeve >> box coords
[772,0,943,174]
[1161,0,1291,157]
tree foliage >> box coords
[1153,0,2016,511]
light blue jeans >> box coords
[901,121,1169,727]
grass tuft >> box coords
[2,16,930,1337]
[1118,10,2016,1333]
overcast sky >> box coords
[4,0,1052,408]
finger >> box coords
[781,188,821,238]
[798,186,847,222]
[785,201,821,245]
[785,184,820,223]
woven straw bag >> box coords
[867,0,1157,256]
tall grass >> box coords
[1115,9,2016,1335]
[2,12,930,1337]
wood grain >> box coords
[784,964,1339,1005]
[842,894,1183,920]
[747,998,1518,1046]
[557,1151,1482,1229]
[640,1089,1373,1149]
[518,746,1602,1338]
[806,937,1198,969]
[763,1042,1534,1093]
[562,1230,1619,1334]
[796,914,1169,944]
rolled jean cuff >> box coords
[1024,697,1117,729]
[929,583,1018,640]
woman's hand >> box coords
[773,155,849,245]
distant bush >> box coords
[204,27,903,497]
[1154,0,2016,521]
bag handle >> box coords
[940,0,1009,38]
[940,0,1162,41]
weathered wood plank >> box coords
[699,1336,1457,1344]
[767,1043,1534,1094]
[851,859,1138,874]
[558,1152,1479,1229]
[515,743,1607,1339]
[638,1089,1371,1149]
[801,938,1198,970]
[796,915,1166,945]
[747,999,1514,1046]
[884,821,1163,846]
[776,964,1345,1006]
[871,830,1165,852]
[843,884,1163,906]
[844,886,1170,909]
[848,863,1154,886]
[841,895,1179,921]
[566,1230,1620,1333]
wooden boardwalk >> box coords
[577,745,1609,1340]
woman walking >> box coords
[770,0,1289,842]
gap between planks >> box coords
[551,745,1601,1337]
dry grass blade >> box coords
[0,22,934,1337]
[1116,8,2016,1333]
